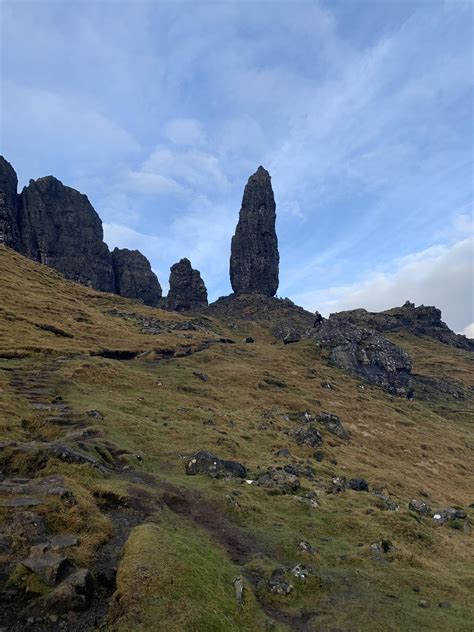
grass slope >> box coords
[0,244,473,631]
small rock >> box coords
[297,540,316,555]
[438,601,451,609]
[412,586,421,592]
[314,450,324,462]
[418,600,429,608]
[244,337,254,343]
[257,468,300,494]
[268,568,293,595]
[193,371,209,382]
[86,410,104,420]
[275,447,291,458]
[408,499,431,516]
[316,412,350,440]
[328,476,346,494]
[348,478,369,492]
[291,425,323,448]
[233,576,244,606]
[186,451,246,479]
[291,564,312,581]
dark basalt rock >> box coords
[112,248,162,306]
[331,301,474,351]
[312,317,412,396]
[18,176,115,292]
[167,258,208,311]
[0,156,21,249]
[186,450,246,479]
[230,166,279,296]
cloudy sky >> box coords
[1,0,472,333]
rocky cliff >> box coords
[230,166,279,296]
[0,156,166,305]
[112,248,162,306]
[331,301,474,351]
[0,157,20,250]
[18,176,116,293]
[167,258,208,311]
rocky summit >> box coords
[19,176,116,293]
[111,248,162,307]
[167,257,208,311]
[230,166,279,296]
[0,157,21,250]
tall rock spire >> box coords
[230,166,279,296]
[112,248,162,306]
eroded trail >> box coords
[1,355,310,631]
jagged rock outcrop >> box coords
[112,248,162,306]
[167,258,208,311]
[331,302,473,351]
[230,166,279,296]
[18,176,116,292]
[311,317,413,396]
[0,157,20,249]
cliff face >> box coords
[112,248,162,306]
[18,176,116,293]
[0,157,21,250]
[331,301,474,351]
[167,258,208,311]
[230,166,279,297]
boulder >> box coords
[112,248,162,306]
[167,258,208,311]
[257,467,300,494]
[348,478,369,492]
[230,166,279,296]
[291,425,323,448]
[186,451,246,479]
[267,568,293,595]
[316,412,350,440]
[408,499,432,516]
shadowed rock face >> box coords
[167,258,208,311]
[18,176,116,292]
[331,301,474,351]
[230,166,279,296]
[0,157,21,249]
[112,248,162,306]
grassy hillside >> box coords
[0,245,473,631]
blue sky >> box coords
[1,0,473,333]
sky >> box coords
[1,0,473,334]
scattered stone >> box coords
[328,476,346,494]
[257,467,300,494]
[371,540,394,561]
[314,450,325,462]
[193,371,209,382]
[438,601,451,609]
[297,540,316,555]
[307,367,317,379]
[275,447,291,458]
[348,478,369,492]
[316,412,350,440]
[297,491,320,510]
[230,166,279,296]
[290,564,312,581]
[21,552,72,587]
[244,337,255,343]
[373,488,399,511]
[418,600,430,608]
[86,410,104,420]
[409,499,432,516]
[432,507,467,525]
[186,451,246,479]
[233,576,244,606]
[412,586,421,592]
[291,425,323,448]
[36,568,94,613]
[268,568,293,595]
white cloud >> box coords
[293,235,474,333]
[462,323,474,338]
[164,118,205,146]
